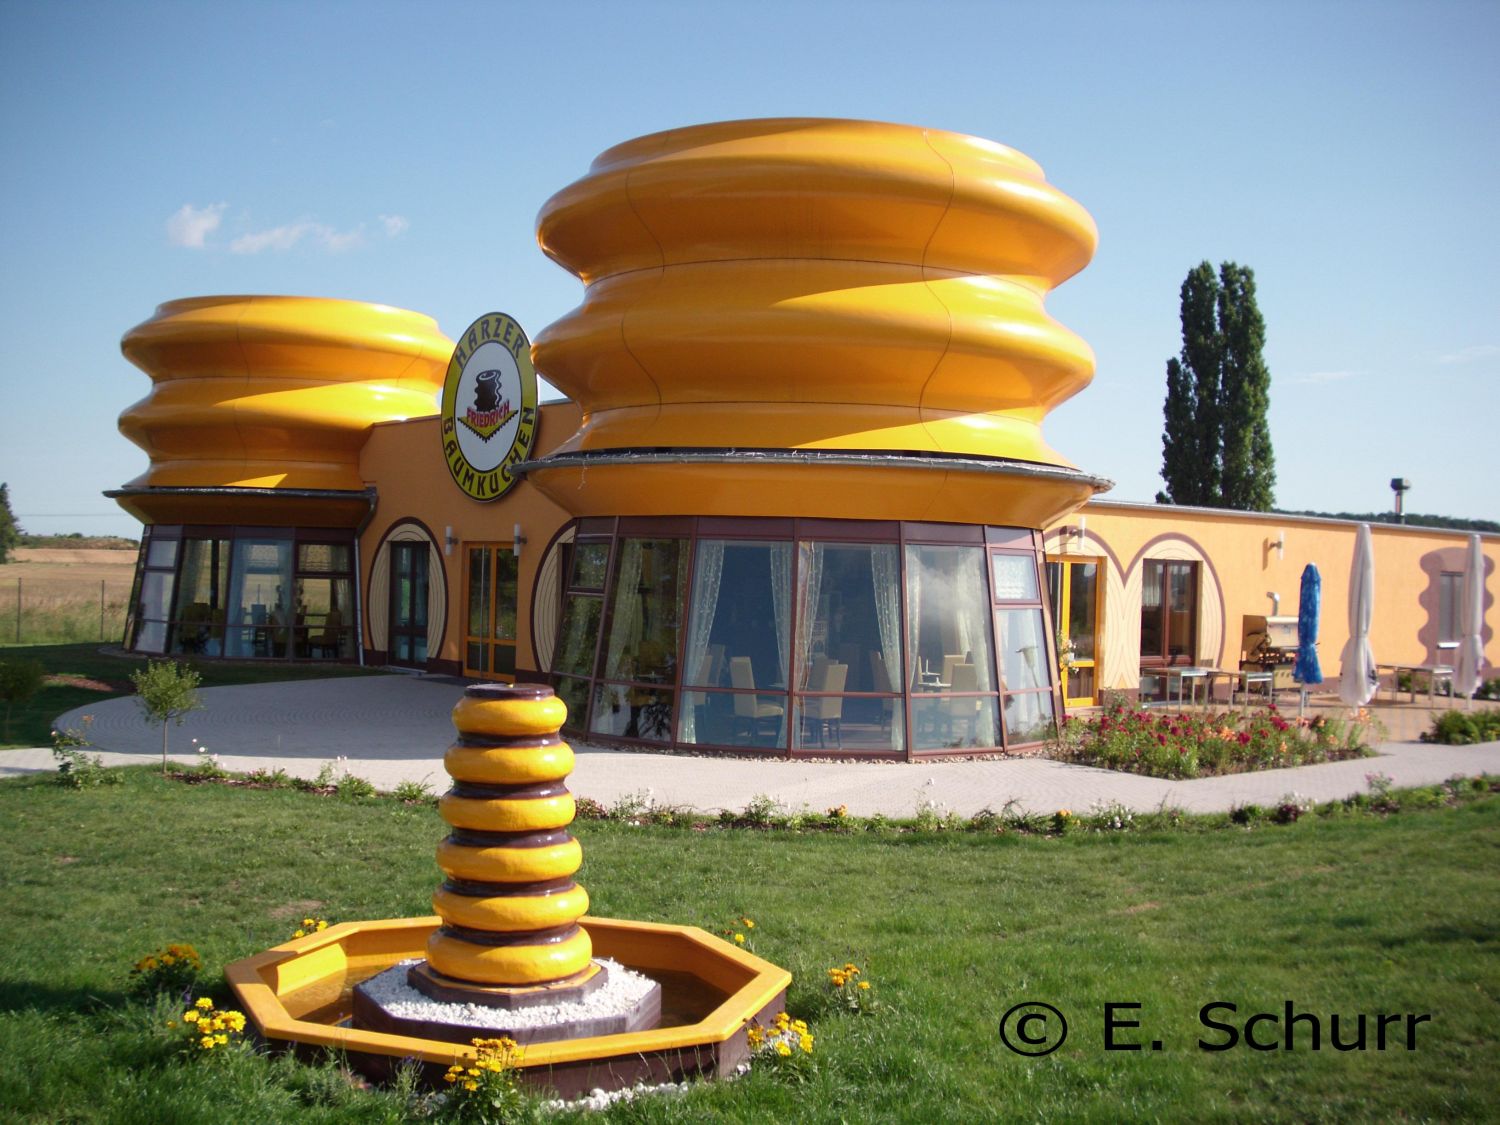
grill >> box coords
[1240,615,1299,690]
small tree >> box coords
[0,659,45,742]
[130,659,204,773]
[0,483,21,565]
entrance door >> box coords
[464,544,519,680]
[389,541,429,668]
[1047,557,1104,708]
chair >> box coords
[802,662,848,748]
[730,657,784,744]
[311,609,343,659]
[941,653,966,688]
[942,663,982,745]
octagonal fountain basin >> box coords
[226,915,789,1097]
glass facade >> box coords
[549,518,1058,758]
[126,525,355,660]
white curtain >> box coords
[679,540,725,742]
[604,539,643,680]
[871,545,903,699]
[770,541,792,689]
[954,549,993,690]
[795,542,825,688]
[904,546,923,689]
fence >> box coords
[4,577,132,646]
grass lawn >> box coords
[1,771,1496,1122]
[0,643,389,749]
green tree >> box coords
[1158,261,1275,511]
[130,659,204,773]
[1217,263,1276,511]
[0,483,21,565]
[0,659,45,742]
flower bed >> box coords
[1051,699,1375,779]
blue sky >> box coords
[1,0,1495,535]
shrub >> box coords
[130,943,203,997]
[0,658,45,740]
[1422,709,1500,745]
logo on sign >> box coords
[440,313,538,502]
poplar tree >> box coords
[1157,262,1275,511]
[0,483,20,564]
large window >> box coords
[1140,559,1198,666]
[549,518,1056,757]
[127,526,354,661]
[1438,571,1462,647]
[589,538,689,743]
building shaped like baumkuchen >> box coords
[108,119,1497,759]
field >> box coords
[0,770,1495,1123]
[0,546,138,646]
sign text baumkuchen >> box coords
[440,312,538,502]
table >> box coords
[1163,666,1214,708]
[1219,669,1275,709]
[1377,663,1454,705]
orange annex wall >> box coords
[1043,501,1498,693]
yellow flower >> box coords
[733,933,745,944]
[215,1034,228,1045]
[742,917,755,929]
[200,1036,216,1050]
[195,997,213,1010]
[463,1080,479,1092]
[293,930,306,938]
[799,1033,814,1052]
[775,1042,792,1057]
[858,980,871,990]
[183,1010,199,1024]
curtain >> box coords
[679,540,725,742]
[795,542,825,688]
[955,548,993,690]
[870,543,900,753]
[870,545,902,698]
[604,539,644,680]
[770,541,792,689]
[904,545,923,689]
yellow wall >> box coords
[1043,501,1498,691]
[358,401,581,674]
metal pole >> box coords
[14,577,20,643]
[100,580,106,641]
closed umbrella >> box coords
[1294,562,1323,686]
[1454,533,1485,700]
[1338,524,1377,708]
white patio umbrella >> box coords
[1454,533,1485,700]
[1338,523,1377,708]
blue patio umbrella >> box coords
[1294,562,1323,685]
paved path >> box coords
[3,675,1498,817]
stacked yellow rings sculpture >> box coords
[426,685,593,986]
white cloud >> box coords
[1438,344,1500,365]
[380,214,409,237]
[230,220,364,255]
[1286,370,1358,386]
[166,202,227,248]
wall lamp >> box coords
[444,526,458,557]
[1264,530,1285,562]
[513,523,527,558]
[1267,591,1280,615]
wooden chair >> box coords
[730,657,784,744]
[802,662,848,748]
[869,650,896,732]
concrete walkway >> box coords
[3,674,1498,817]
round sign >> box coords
[440,313,538,501]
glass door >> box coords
[464,543,519,680]
[389,541,429,669]
[1046,556,1104,708]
